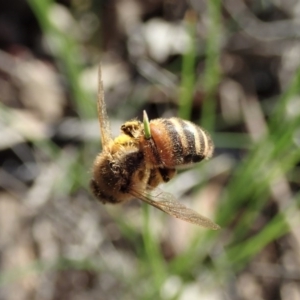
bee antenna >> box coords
[143,110,151,139]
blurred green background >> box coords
[0,0,300,299]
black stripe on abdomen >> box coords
[162,119,184,164]
[179,119,205,164]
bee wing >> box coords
[97,65,113,147]
[131,188,220,230]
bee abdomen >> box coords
[150,118,214,167]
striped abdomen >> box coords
[148,117,214,168]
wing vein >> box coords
[98,65,113,147]
[130,188,220,230]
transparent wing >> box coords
[97,64,113,147]
[131,187,220,230]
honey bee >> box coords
[90,66,220,230]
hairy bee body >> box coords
[90,134,175,204]
[91,135,147,204]
[91,152,144,204]
[122,117,214,169]
[90,65,220,229]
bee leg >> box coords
[121,121,143,138]
[148,168,177,188]
[159,168,177,182]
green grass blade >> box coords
[201,0,222,130]
[178,11,197,120]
